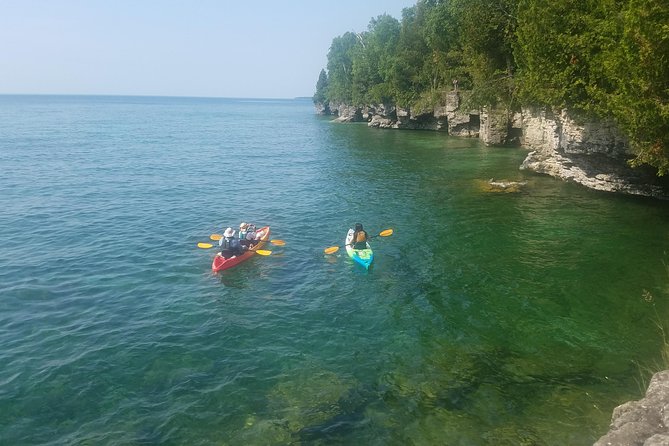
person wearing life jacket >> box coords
[238,222,249,243]
[218,227,242,259]
[351,223,369,249]
[246,223,260,247]
[239,222,258,248]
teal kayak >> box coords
[345,229,373,269]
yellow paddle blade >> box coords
[198,242,214,249]
[324,246,339,255]
[210,234,222,241]
[379,229,393,237]
[270,239,286,246]
[255,249,271,256]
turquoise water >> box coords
[1,95,668,445]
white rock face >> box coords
[518,108,667,198]
[318,99,668,198]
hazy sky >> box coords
[0,1,416,98]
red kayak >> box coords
[211,226,270,272]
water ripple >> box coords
[0,96,667,445]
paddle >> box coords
[205,243,272,255]
[209,234,286,246]
[324,228,394,254]
[261,239,286,246]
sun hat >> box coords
[239,222,248,230]
[223,227,235,238]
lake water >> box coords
[1,95,668,445]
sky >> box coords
[0,0,416,99]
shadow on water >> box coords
[216,270,249,289]
[214,254,280,288]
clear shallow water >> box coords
[1,95,668,445]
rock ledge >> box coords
[595,371,669,446]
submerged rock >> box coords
[476,178,527,193]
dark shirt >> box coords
[220,237,242,258]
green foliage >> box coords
[315,0,669,173]
[351,14,401,105]
[392,3,433,106]
[313,69,328,105]
[514,0,615,110]
[325,32,359,103]
[450,0,519,107]
[514,0,669,173]
[603,0,669,174]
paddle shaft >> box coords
[324,229,393,254]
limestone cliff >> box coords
[315,95,669,199]
[518,108,668,199]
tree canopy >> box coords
[314,0,669,174]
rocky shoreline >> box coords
[594,371,669,446]
[316,92,669,200]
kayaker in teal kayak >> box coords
[323,227,393,258]
[350,223,369,249]
[345,223,373,269]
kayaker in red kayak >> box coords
[217,227,243,259]
[212,225,272,272]
[238,222,260,249]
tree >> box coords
[387,3,432,106]
[424,1,465,92]
[450,0,518,107]
[514,0,669,173]
[351,14,401,105]
[325,32,360,103]
[604,0,669,173]
[514,0,611,109]
[313,69,329,105]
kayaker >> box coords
[239,222,258,248]
[218,227,242,258]
[351,223,369,249]
[239,222,249,241]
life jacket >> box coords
[355,231,367,243]
[353,230,368,249]
[239,224,255,241]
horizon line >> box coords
[0,92,315,101]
